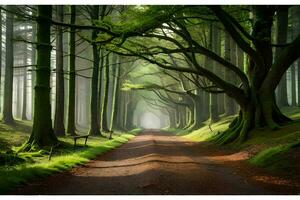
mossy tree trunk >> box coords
[54,5,65,136]
[2,6,15,124]
[210,6,300,144]
[67,5,76,136]
[24,5,58,149]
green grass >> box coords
[249,141,300,171]
[0,121,141,194]
[169,107,300,172]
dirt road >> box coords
[14,130,272,194]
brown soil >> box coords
[13,130,300,195]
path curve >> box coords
[14,130,270,195]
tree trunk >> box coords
[0,10,2,113]
[54,5,65,136]
[209,23,219,123]
[275,6,289,107]
[224,31,235,116]
[2,6,15,124]
[291,6,300,106]
[212,6,293,144]
[110,53,119,130]
[23,5,57,150]
[31,22,36,120]
[67,5,76,136]
[88,6,102,136]
[101,53,110,132]
[112,56,122,130]
[22,42,28,120]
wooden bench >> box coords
[73,135,89,148]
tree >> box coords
[54,5,65,136]
[22,5,57,149]
[101,52,110,132]
[2,6,15,124]
[291,6,300,106]
[67,5,76,136]
[110,53,120,131]
[275,6,289,107]
[95,5,300,144]
[21,42,28,120]
[209,23,220,123]
[89,5,102,136]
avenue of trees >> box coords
[0,5,299,150]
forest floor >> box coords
[0,121,139,194]
[12,130,300,195]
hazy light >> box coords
[140,112,161,129]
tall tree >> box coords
[101,52,110,132]
[54,5,65,136]
[110,53,120,131]
[21,42,28,120]
[0,10,2,113]
[23,5,57,149]
[2,6,15,124]
[224,32,235,116]
[291,6,300,106]
[67,5,76,136]
[275,6,289,107]
[89,5,102,136]
[209,23,219,123]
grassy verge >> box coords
[249,141,300,171]
[0,121,140,194]
[167,107,300,172]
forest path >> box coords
[14,130,271,194]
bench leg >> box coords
[85,137,88,146]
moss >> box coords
[0,128,141,194]
[249,141,300,171]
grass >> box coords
[0,120,141,194]
[169,107,300,172]
[249,141,300,171]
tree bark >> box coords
[275,6,289,107]
[67,5,76,135]
[54,5,65,136]
[22,41,28,120]
[2,6,15,124]
[209,23,220,123]
[23,5,57,150]
[88,5,102,136]
[291,6,300,106]
[101,52,110,132]
[110,53,119,130]
[224,31,235,116]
